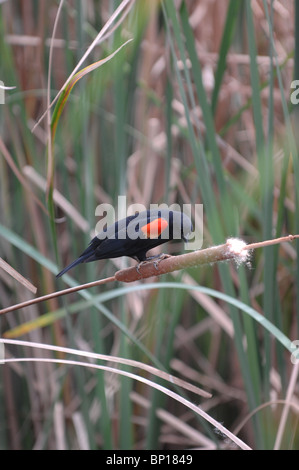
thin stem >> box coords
[1,234,298,316]
[0,276,115,315]
[244,234,299,250]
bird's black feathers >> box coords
[56,209,192,278]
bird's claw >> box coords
[136,260,148,275]
[152,253,172,270]
[135,253,172,274]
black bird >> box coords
[56,209,193,278]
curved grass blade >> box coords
[4,282,293,356]
[46,38,133,268]
[50,39,133,142]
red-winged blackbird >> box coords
[56,209,193,278]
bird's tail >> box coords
[56,255,87,278]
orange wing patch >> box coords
[141,218,168,239]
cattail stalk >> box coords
[0,235,298,316]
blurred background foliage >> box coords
[0,0,298,450]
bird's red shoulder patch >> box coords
[141,218,168,239]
